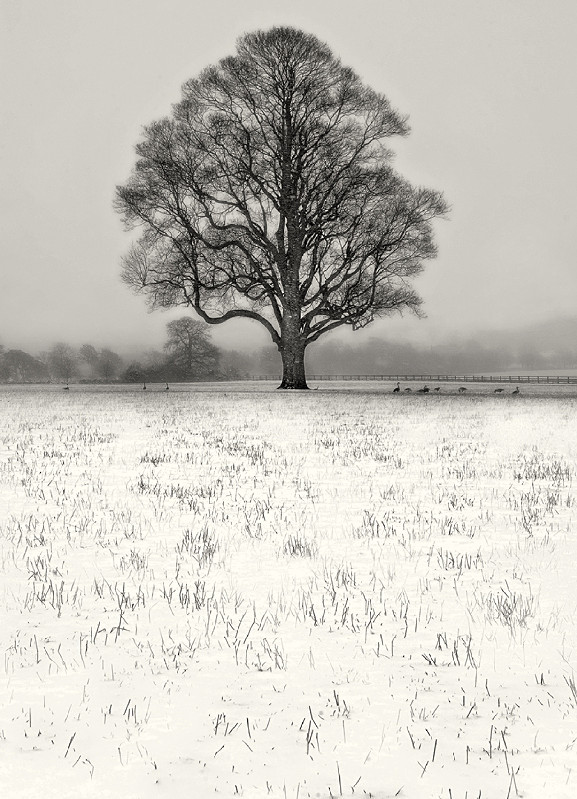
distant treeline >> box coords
[305,334,577,376]
[2,316,576,383]
[0,344,128,384]
[0,342,245,384]
[227,318,577,375]
[230,343,577,379]
[230,318,577,376]
[0,318,245,384]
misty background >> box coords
[2,315,576,384]
[1,0,576,377]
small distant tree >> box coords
[122,362,145,383]
[163,317,219,380]
[116,27,447,389]
[218,350,250,380]
[79,344,99,368]
[97,348,123,381]
[46,343,76,382]
[80,344,124,381]
[0,345,7,382]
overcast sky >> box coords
[1,0,576,355]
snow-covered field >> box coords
[1,382,576,798]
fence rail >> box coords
[245,374,577,384]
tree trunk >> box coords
[278,323,308,389]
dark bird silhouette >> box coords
[458,387,467,393]
[393,382,400,393]
[143,382,147,391]
[434,387,441,392]
[404,387,412,392]
[417,385,429,393]
[63,385,69,391]
[494,388,504,393]
[512,386,520,395]
[165,383,170,391]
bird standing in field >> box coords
[494,388,504,393]
[434,386,441,392]
[393,382,400,393]
[404,387,412,392]
[417,385,429,393]
[143,382,147,390]
[458,386,467,393]
[165,383,170,391]
[512,386,520,395]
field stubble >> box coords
[0,383,576,798]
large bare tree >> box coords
[116,27,447,388]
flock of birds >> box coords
[393,382,520,395]
[62,381,522,394]
[63,382,171,391]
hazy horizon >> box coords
[2,1,576,356]
[1,311,577,363]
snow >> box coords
[0,382,576,798]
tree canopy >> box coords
[163,317,220,380]
[0,349,49,383]
[46,342,76,382]
[116,26,447,388]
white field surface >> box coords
[0,382,576,799]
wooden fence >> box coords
[245,374,577,384]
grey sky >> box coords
[1,0,576,355]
